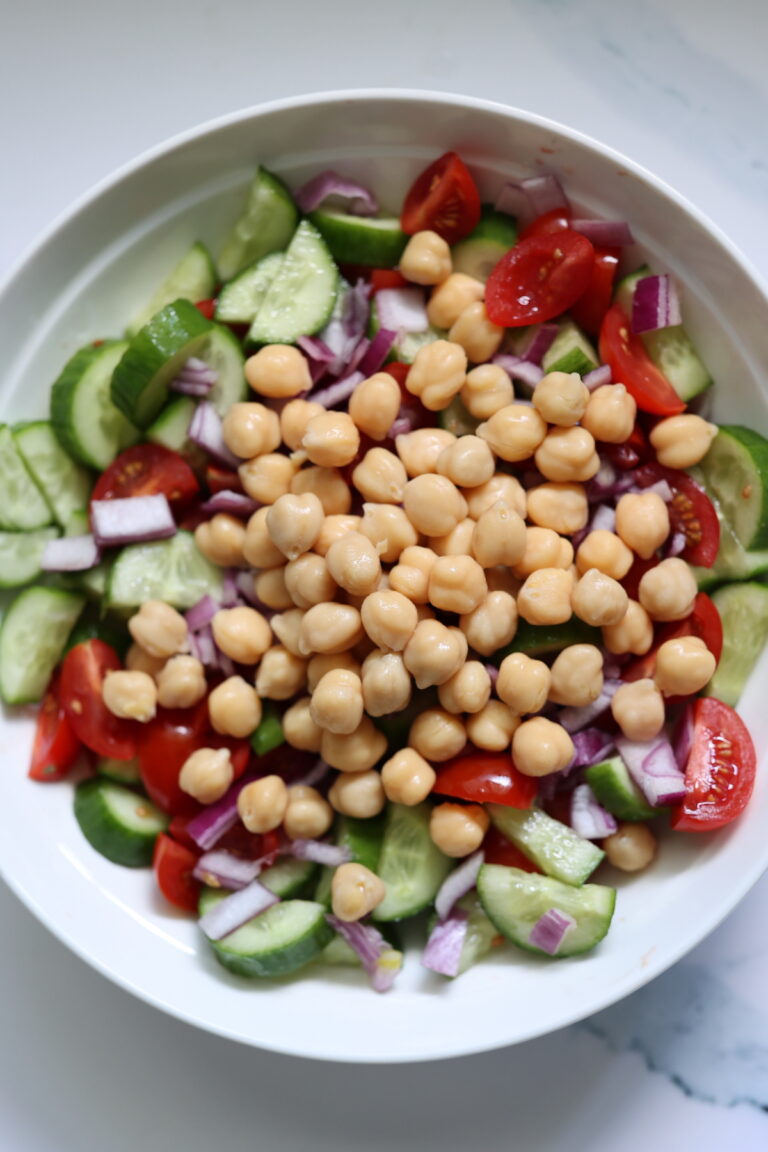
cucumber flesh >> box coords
[0,424,53,531]
[203,325,248,417]
[314,813,386,907]
[308,209,407,268]
[96,756,142,785]
[542,320,598,376]
[106,531,223,610]
[372,803,452,922]
[259,857,318,899]
[218,166,299,282]
[0,527,59,588]
[49,340,139,469]
[0,586,85,704]
[146,395,197,455]
[477,864,616,957]
[248,220,339,345]
[438,396,480,437]
[200,896,334,978]
[215,252,284,324]
[585,755,657,821]
[74,778,167,868]
[699,425,768,551]
[706,582,768,706]
[128,242,216,337]
[13,421,93,533]
[495,618,600,660]
[487,805,604,886]
[451,205,517,282]
[454,891,500,975]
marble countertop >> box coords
[2,1,767,1147]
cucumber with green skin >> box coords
[495,618,600,660]
[0,424,54,531]
[13,420,93,533]
[487,805,604,886]
[215,252,284,324]
[74,778,168,868]
[218,166,299,281]
[541,320,598,376]
[127,242,217,337]
[585,756,658,822]
[199,894,334,979]
[451,205,518,282]
[372,803,452,922]
[106,531,224,611]
[706,582,768,705]
[247,220,339,346]
[0,586,85,704]
[699,425,768,551]
[50,340,139,469]
[0,527,59,588]
[308,209,407,267]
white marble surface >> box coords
[2,1,768,1147]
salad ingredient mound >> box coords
[2,154,765,990]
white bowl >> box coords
[2,89,768,1064]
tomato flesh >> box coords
[139,705,208,816]
[91,443,199,512]
[671,698,756,831]
[485,230,595,327]
[599,304,685,416]
[569,246,620,336]
[60,640,139,760]
[153,833,201,912]
[432,753,537,808]
[519,208,572,240]
[482,827,541,871]
[370,269,409,293]
[401,152,481,244]
[28,674,82,781]
[195,298,217,320]
[631,462,720,567]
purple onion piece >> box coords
[375,286,429,334]
[198,879,279,940]
[569,726,616,768]
[519,323,559,366]
[673,703,695,771]
[185,593,220,632]
[589,504,617,533]
[520,173,570,216]
[571,219,635,246]
[434,851,483,921]
[422,909,469,978]
[289,839,352,867]
[295,758,331,789]
[632,273,682,334]
[294,170,379,217]
[388,415,413,438]
[570,783,618,839]
[41,534,101,572]
[583,364,612,391]
[200,490,259,518]
[170,377,214,397]
[357,328,397,376]
[193,850,263,891]
[528,908,576,955]
[189,401,240,468]
[186,768,267,851]
[91,494,176,547]
[494,181,536,227]
[616,735,686,807]
[310,371,364,409]
[326,915,403,992]
[491,354,543,392]
[560,682,620,733]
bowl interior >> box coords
[2,91,768,1062]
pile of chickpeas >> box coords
[101,227,720,922]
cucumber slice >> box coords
[451,205,517,282]
[106,531,223,610]
[0,424,53,531]
[250,703,285,755]
[55,560,113,603]
[706,582,768,706]
[74,778,167,867]
[0,586,85,704]
[372,803,452,922]
[314,813,387,907]
[691,492,768,589]
[487,805,604,886]
[50,341,139,469]
[585,755,657,821]
[111,299,214,428]
[146,395,197,454]
[259,857,318,899]
[699,426,768,551]
[0,527,58,588]
[96,756,142,785]
[438,396,480,436]
[215,252,284,324]
[541,320,598,376]
[308,209,407,268]
[13,421,93,533]
[477,865,616,957]
[248,221,339,345]
[495,618,600,660]
[218,166,299,282]
[201,897,334,978]
[204,325,248,416]
[451,891,501,975]
[128,242,217,337]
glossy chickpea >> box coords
[427,554,487,614]
[238,775,288,833]
[361,649,412,716]
[312,514,361,558]
[438,661,492,714]
[464,472,527,520]
[603,823,657,872]
[266,492,325,561]
[324,532,382,598]
[242,506,286,569]
[352,447,407,504]
[448,300,505,363]
[179,747,234,805]
[517,567,574,626]
[254,567,295,612]
[512,717,575,777]
[388,545,437,604]
[395,427,456,477]
[403,475,468,537]
[549,645,604,708]
[535,426,600,483]
[284,552,337,609]
[309,667,364,734]
[654,636,717,697]
[403,619,468,688]
[576,530,634,580]
[359,503,418,563]
[381,748,436,806]
[465,700,521,751]
[283,784,334,840]
[255,645,307,700]
[306,651,361,693]
[409,708,466,762]
[611,678,666,742]
[348,373,402,440]
[102,670,157,723]
[399,229,452,284]
[638,557,697,621]
[429,803,489,858]
[405,339,468,411]
[328,769,386,819]
[301,411,360,468]
[615,491,670,559]
[156,655,207,709]
[282,696,324,752]
[510,527,565,578]
[436,435,495,488]
[526,482,588,535]
[124,643,165,680]
[497,652,551,715]
[128,600,188,659]
[194,514,247,568]
[238,452,298,505]
[471,500,527,568]
[602,600,654,656]
[477,404,547,463]
[280,398,324,451]
[571,568,629,627]
[532,371,590,426]
[460,363,514,420]
[221,402,281,459]
[649,414,718,469]
[299,603,363,656]
[427,272,485,329]
[321,716,388,773]
[207,676,262,738]
[244,344,312,398]
[211,606,272,665]
[459,590,518,656]
[429,517,476,557]
[331,862,386,921]
[361,590,418,652]
[291,465,352,517]
[581,383,637,444]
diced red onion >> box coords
[200,490,259,517]
[310,371,364,409]
[289,839,352,867]
[590,504,616,533]
[188,624,217,667]
[559,682,620,733]
[388,415,413,438]
[569,726,616,768]
[186,769,266,851]
[519,323,559,366]
[494,181,536,226]
[233,570,268,610]
[632,274,682,334]
[294,170,379,217]
[528,908,575,955]
[617,735,687,807]
[633,478,673,503]
[666,531,688,558]
[434,850,483,921]
[91,494,176,547]
[587,459,637,502]
[41,534,100,572]
[571,219,634,246]
[583,364,612,391]
[220,569,242,608]
[422,908,469,978]
[185,594,220,632]
[193,850,263,891]
[375,287,428,334]
[198,879,279,940]
[320,279,371,377]
[491,354,543,391]
[521,173,570,216]
[297,335,336,363]
[170,377,214,397]
[325,915,402,992]
[295,758,331,789]
[189,401,240,468]
[570,783,618,839]
[674,703,695,771]
[357,328,397,376]
[485,663,499,687]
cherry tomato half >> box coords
[631,462,720,567]
[485,230,595,327]
[401,152,481,244]
[370,269,409,293]
[519,208,572,240]
[482,826,541,872]
[59,640,139,760]
[599,304,685,417]
[153,833,202,912]
[138,704,209,816]
[622,592,723,682]
[28,673,82,781]
[91,443,199,512]
[671,697,756,831]
[432,753,537,808]
[569,247,621,336]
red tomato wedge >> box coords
[401,152,481,244]
[139,704,208,816]
[599,304,685,416]
[569,247,621,336]
[671,698,756,831]
[60,640,139,761]
[153,833,202,911]
[195,298,217,320]
[622,592,723,682]
[28,674,82,781]
[91,443,199,512]
[519,208,572,240]
[482,826,541,872]
[205,464,242,494]
[631,462,720,567]
[370,268,409,293]
[432,753,537,808]
[485,230,595,327]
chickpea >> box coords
[238,452,298,504]
[615,491,670,559]
[306,651,361,693]
[581,383,637,444]
[572,568,629,627]
[243,506,286,569]
[280,398,324,451]
[512,717,575,777]
[602,600,654,656]
[517,568,574,626]
[396,427,456,478]
[313,514,362,558]
[102,670,157,722]
[403,619,468,688]
[405,339,467,411]
[179,747,234,805]
[299,603,363,656]
[348,373,402,440]
[459,590,518,656]
[310,668,364,734]
[399,229,452,284]
[300,411,360,468]
[328,769,386,819]
[282,696,324,752]
[206,675,262,738]
[511,526,568,578]
[194,514,247,568]
[331,862,386,921]
[124,643,165,680]
[381,748,436,806]
[361,649,412,716]
[388,546,437,604]
[262,604,308,659]
[360,503,418,563]
[222,402,281,459]
[283,784,334,840]
[611,678,666,742]
[448,300,504,363]
[638,557,697,621]
[351,447,407,504]
[477,404,547,463]
[603,822,656,872]
[156,655,207,709]
[464,472,527,520]
[429,803,489,858]
[128,600,188,659]
[465,700,520,751]
[429,517,476,557]
[576,530,634,580]
[266,492,325,561]
[321,715,388,773]
[284,552,337,609]
[409,708,466,762]
[460,363,514,420]
[238,775,288,833]
[211,606,272,665]
[497,652,551,715]
[254,567,294,611]
[654,635,717,697]
[532,371,590,427]
[255,645,307,700]
[526,482,588,535]
[324,532,382,598]
[244,343,312,398]
[361,590,418,652]
[649,414,718,469]
[427,272,485,329]
[438,661,492,714]
[427,554,488,614]
[549,645,604,708]
[535,426,600,483]
[403,475,468,537]
[435,435,495,489]
[471,500,527,568]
